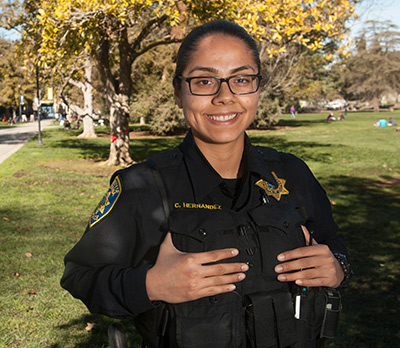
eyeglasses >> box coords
[176,74,262,96]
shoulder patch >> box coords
[89,176,122,228]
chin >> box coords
[203,130,244,145]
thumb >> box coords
[301,225,318,246]
[159,232,183,256]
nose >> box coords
[213,80,235,104]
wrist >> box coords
[333,252,354,288]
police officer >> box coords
[61,21,352,348]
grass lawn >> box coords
[0,111,399,347]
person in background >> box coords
[290,105,296,118]
[61,20,352,348]
[327,112,336,121]
[388,117,397,126]
[374,119,387,127]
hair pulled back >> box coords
[174,20,260,86]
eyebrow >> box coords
[187,65,256,76]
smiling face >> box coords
[174,34,260,150]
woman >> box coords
[61,21,351,348]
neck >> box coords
[194,136,245,179]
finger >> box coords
[294,277,331,287]
[201,262,249,278]
[276,266,321,281]
[301,225,318,246]
[202,272,247,287]
[278,244,329,262]
[196,283,238,298]
[275,257,317,274]
[196,248,240,265]
[301,225,311,245]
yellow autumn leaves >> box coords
[31,0,356,62]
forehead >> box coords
[184,34,257,75]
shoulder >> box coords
[254,145,309,170]
[253,145,315,188]
[109,147,183,189]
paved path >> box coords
[0,119,54,165]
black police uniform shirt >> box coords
[61,131,347,319]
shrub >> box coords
[252,92,280,128]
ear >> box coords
[174,87,183,108]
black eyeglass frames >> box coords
[175,74,262,96]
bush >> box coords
[130,81,187,135]
[252,92,280,129]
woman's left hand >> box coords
[274,226,344,288]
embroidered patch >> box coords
[89,176,122,228]
[255,171,289,201]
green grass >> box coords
[0,112,399,347]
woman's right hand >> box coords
[146,232,249,303]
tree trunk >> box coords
[77,57,96,138]
[78,115,96,138]
[108,94,133,166]
[103,31,134,166]
[373,97,380,113]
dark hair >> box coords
[173,20,260,87]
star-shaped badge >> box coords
[255,171,289,201]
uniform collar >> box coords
[179,131,223,202]
[179,131,280,201]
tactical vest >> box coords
[133,148,328,348]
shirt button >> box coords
[198,228,207,236]
[209,295,218,304]
[283,221,289,228]
[247,261,254,268]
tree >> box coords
[130,45,187,135]
[58,54,98,138]
[2,0,358,164]
[343,20,400,111]
[0,38,35,119]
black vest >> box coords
[133,150,327,348]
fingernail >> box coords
[277,254,285,261]
[238,274,246,281]
[241,264,249,271]
[228,284,236,291]
[275,265,283,272]
[296,280,303,285]
[231,249,239,256]
[278,275,287,281]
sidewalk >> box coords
[0,119,54,165]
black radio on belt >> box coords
[320,289,341,339]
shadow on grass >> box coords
[249,134,337,164]
[48,136,183,162]
[51,314,142,348]
[276,117,329,127]
[325,175,400,347]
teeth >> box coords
[207,113,237,121]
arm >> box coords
[61,169,249,317]
[61,171,162,318]
[275,155,351,288]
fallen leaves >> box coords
[25,252,33,258]
[85,322,96,332]
[3,216,9,221]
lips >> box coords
[205,113,238,121]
